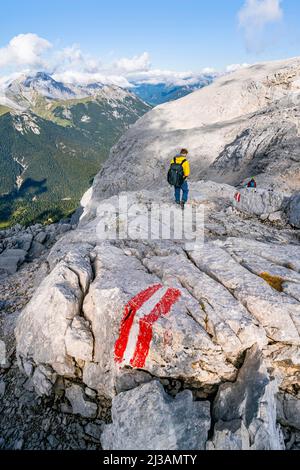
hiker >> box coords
[167,149,190,209]
[247,177,257,190]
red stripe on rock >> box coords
[114,284,162,364]
[130,287,181,368]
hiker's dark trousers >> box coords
[175,180,189,203]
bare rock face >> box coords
[81,244,239,397]
[189,240,300,345]
[86,57,300,211]
[209,109,300,191]
[207,346,284,450]
[101,380,211,450]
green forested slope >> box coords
[0,94,149,227]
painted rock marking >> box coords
[114,284,181,368]
[234,192,241,203]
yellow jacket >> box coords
[170,155,190,178]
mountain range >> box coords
[131,76,214,105]
[0,71,216,227]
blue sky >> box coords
[0,0,300,85]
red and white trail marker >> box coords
[234,192,241,203]
[114,284,181,368]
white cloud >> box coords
[0,33,225,91]
[115,52,151,73]
[125,69,217,86]
[53,44,103,74]
[52,70,131,88]
[238,0,283,51]
[201,67,216,74]
[0,33,52,69]
[226,63,250,73]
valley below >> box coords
[1,57,300,451]
[0,74,150,228]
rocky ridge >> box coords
[8,181,300,450]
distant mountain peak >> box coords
[0,70,217,111]
[25,71,53,81]
[21,72,77,100]
[86,82,104,90]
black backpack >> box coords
[167,157,186,187]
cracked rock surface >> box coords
[9,180,300,450]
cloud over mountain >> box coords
[0,33,218,89]
[0,33,52,70]
[238,0,283,52]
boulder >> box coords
[207,420,250,450]
[233,189,286,217]
[287,192,300,228]
[34,231,47,244]
[263,344,300,396]
[268,211,284,223]
[65,384,98,419]
[277,393,300,430]
[56,223,72,235]
[47,243,93,291]
[32,365,57,397]
[15,249,92,377]
[14,184,300,435]
[0,248,27,275]
[23,359,34,377]
[14,233,33,251]
[101,380,211,450]
[82,244,236,397]
[207,345,284,450]
[143,252,267,361]
[84,422,104,441]
[27,241,45,259]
